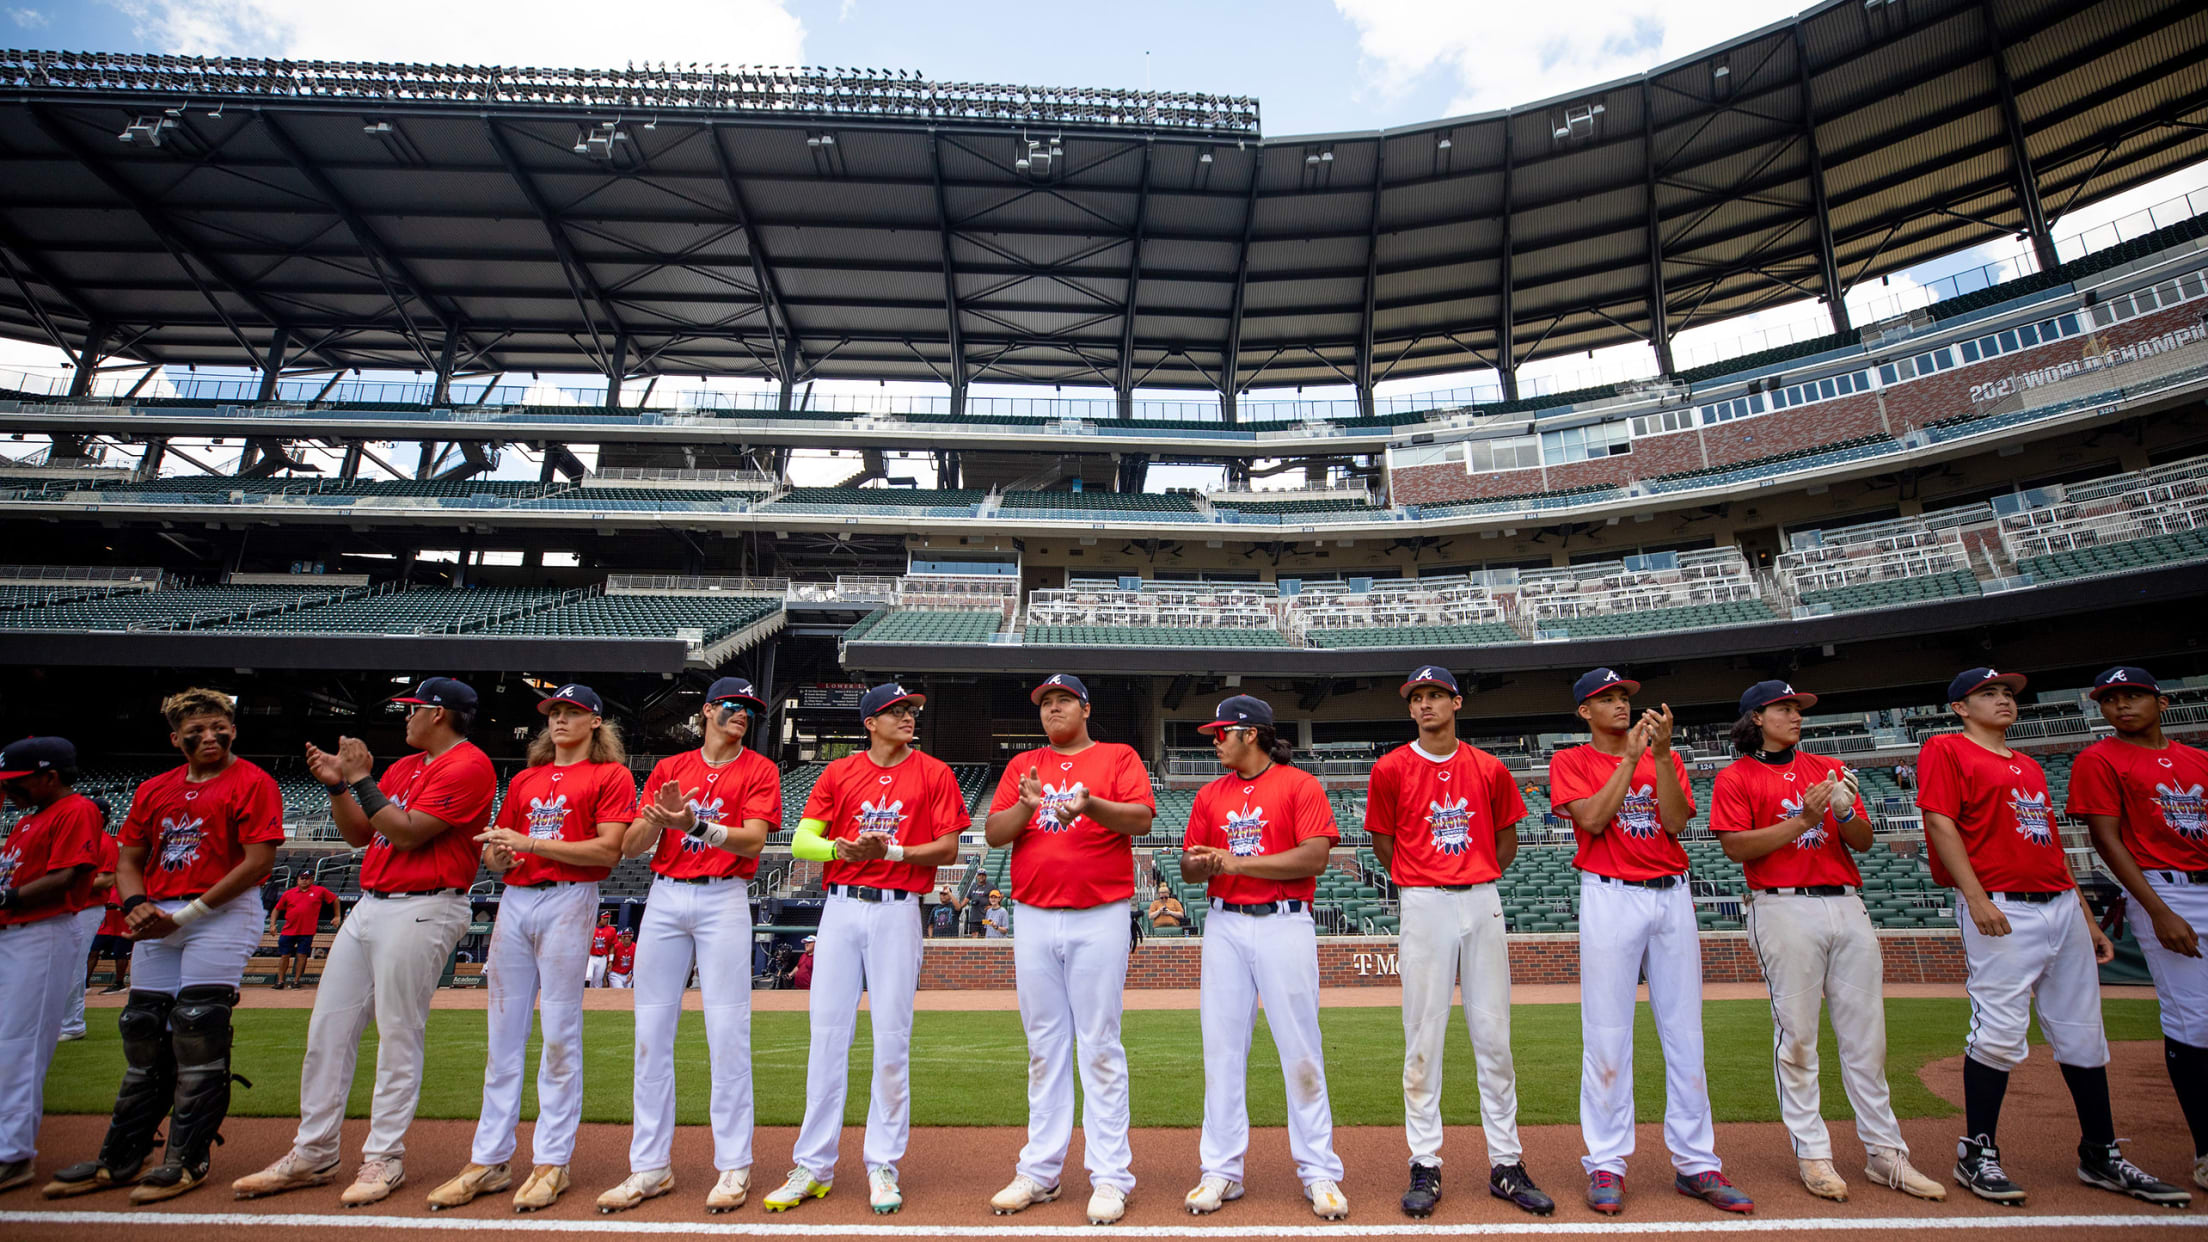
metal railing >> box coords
[607,573,789,596]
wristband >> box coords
[169,897,215,928]
[325,781,350,796]
[350,777,391,818]
[685,818,732,850]
[0,886,15,911]
[121,893,148,915]
[885,841,907,863]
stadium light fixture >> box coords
[1198,148,1213,163]
[1436,135,1452,150]
[575,121,628,160]
[119,115,177,145]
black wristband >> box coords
[120,893,148,915]
[350,777,392,818]
[0,886,15,911]
[325,781,350,795]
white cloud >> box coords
[1331,1,1807,117]
[104,0,806,68]
[6,7,47,28]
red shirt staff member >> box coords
[46,687,282,1205]
[1919,667,2187,1207]
[0,737,104,1193]
[983,673,1155,1226]
[1711,680,1941,1204]
[586,911,617,987]
[268,871,340,991]
[2067,665,2208,1195]
[233,676,497,1208]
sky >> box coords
[2,0,2204,485]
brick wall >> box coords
[1389,460,1548,505]
[1693,393,1885,471]
[912,929,1966,989]
[1542,456,1633,492]
[1626,425,1705,476]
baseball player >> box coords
[45,687,283,1203]
[1711,680,1943,1203]
[268,871,339,991]
[609,932,635,987]
[231,677,497,1208]
[0,736,105,1193]
[587,911,617,987]
[2071,666,2208,1193]
[1549,668,1750,1216]
[596,676,778,1215]
[983,673,1155,1226]
[1180,694,1348,1221]
[1918,667,2188,1207]
[763,681,967,1216]
[1368,667,1551,1218]
[427,683,636,1213]
[92,815,133,995]
[59,796,118,1041]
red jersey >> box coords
[1183,762,1339,904]
[591,924,618,957]
[1914,732,2071,892]
[642,748,781,881]
[2066,737,2208,872]
[611,941,635,974]
[73,824,119,914]
[362,741,498,892]
[0,791,104,926]
[802,747,969,893]
[1709,752,1869,889]
[496,760,636,886]
[989,741,1155,908]
[120,760,284,899]
[1548,746,1694,881]
[273,884,335,935]
[1364,740,1527,887]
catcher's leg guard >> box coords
[44,990,177,1195]
[138,985,244,1194]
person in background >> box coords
[928,887,964,939]
[1146,891,1185,929]
[268,871,340,991]
[982,890,1012,938]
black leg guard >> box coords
[150,984,243,1182]
[44,991,176,1195]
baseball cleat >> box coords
[867,1166,902,1214]
[1400,1161,1441,1217]
[0,1160,33,1195]
[705,1168,750,1213]
[99,983,127,995]
[2193,1154,2206,1193]
[595,1168,673,1214]
[340,1157,403,1208]
[1585,1171,1623,1214]
[762,1168,829,1212]
[231,1151,340,1200]
[1086,1184,1127,1225]
[1183,1174,1242,1214]
[989,1173,1058,1214]
[1490,1162,1554,1215]
[1955,1136,2026,1206]
[1865,1147,1944,1201]
[1675,1170,1753,1213]
[129,1159,210,1205]
[425,1162,510,1210]
[43,1158,145,1199]
[2077,1140,2191,1208]
[57,1029,85,1042]
[1798,1158,1848,1202]
[1305,1179,1349,1219]
[513,1165,570,1213]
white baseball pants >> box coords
[57,904,105,1039]
[1576,876,1720,1177]
[1745,892,1906,1160]
[470,881,598,1168]
[131,892,263,995]
[630,876,754,1176]
[1399,883,1520,1167]
[586,954,609,988]
[0,916,83,1162]
[791,892,922,1181]
[289,892,470,1165]
[1014,902,1134,1194]
[2134,873,2208,1045]
[1198,906,1344,1187]
[1959,891,2109,1071]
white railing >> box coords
[1778,525,1969,593]
[586,466,777,489]
[0,563,162,585]
[1517,548,1761,623]
[607,574,789,596]
[2000,496,2208,562]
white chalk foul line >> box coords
[0,1211,2200,1237]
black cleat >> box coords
[1955,1135,2026,1206]
[1400,1162,1441,1218]
[2078,1140,2192,1208]
[1490,1162,1555,1216]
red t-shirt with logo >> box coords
[1709,752,1869,889]
[2066,737,2208,872]
[0,791,104,926]
[643,748,782,881]
[989,742,1155,908]
[274,883,336,935]
[1914,732,2071,892]
[590,924,617,957]
[74,822,119,915]
[803,748,969,893]
[121,760,285,900]
[362,741,498,892]
[1365,741,1527,887]
[1549,746,1694,881]
[497,760,637,886]
[611,941,635,974]
[1183,762,1339,904]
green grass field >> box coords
[42,998,2164,1129]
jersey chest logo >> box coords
[857,796,905,836]
[2155,782,2207,840]
[1426,795,1474,855]
[679,793,728,852]
[2007,787,2056,844]
[1778,794,1827,849]
[157,812,206,870]
[1617,783,1661,839]
[525,794,570,839]
[0,845,19,886]
[1224,804,1267,856]
[1035,780,1082,834]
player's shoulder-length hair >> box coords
[161,686,235,730]
[1728,710,1765,755]
[525,712,627,767]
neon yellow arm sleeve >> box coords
[792,817,836,862]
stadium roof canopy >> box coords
[0,0,2202,410]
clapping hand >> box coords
[336,736,374,783]
[304,742,344,787]
[639,782,697,835]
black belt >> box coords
[1757,885,1857,897]
[1413,882,1491,892]
[1590,873,1682,890]
[664,874,741,886]
[2150,870,2208,885]
[504,879,586,890]
[828,883,913,903]
[1209,898,1308,916]
[366,887,464,900]
[1990,890,2066,903]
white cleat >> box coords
[595,1168,673,1214]
[1306,1178,1350,1219]
[1087,1184,1128,1224]
[990,1173,1058,1215]
[868,1166,902,1215]
[340,1157,404,1208]
[706,1168,751,1214]
[1184,1174,1243,1215]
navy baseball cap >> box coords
[1031,672,1090,704]
[1573,668,1641,703]
[392,676,478,712]
[0,735,76,780]
[705,676,766,710]
[1740,679,1818,714]
[88,794,113,825]
[1198,694,1273,735]
[860,681,926,718]
[1946,667,2028,702]
[538,682,605,715]
[1400,665,1461,699]
[2087,665,2161,701]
